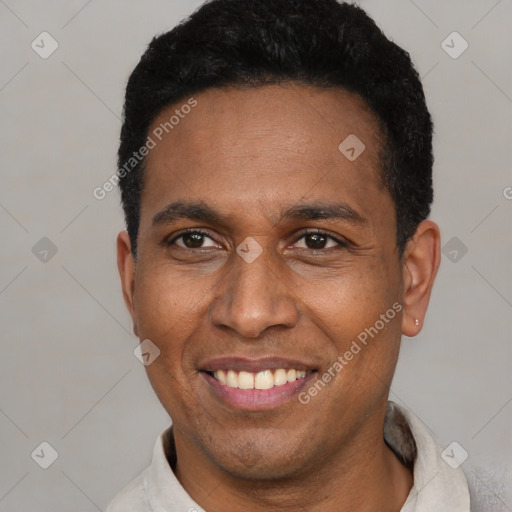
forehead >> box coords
[141,84,391,229]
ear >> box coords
[117,231,139,337]
[401,220,441,337]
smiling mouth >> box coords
[206,368,312,390]
[199,357,319,410]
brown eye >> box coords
[182,233,206,248]
[292,231,342,251]
[171,231,220,249]
[304,233,328,249]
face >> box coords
[118,84,428,481]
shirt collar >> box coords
[386,402,471,511]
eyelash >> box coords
[165,228,349,252]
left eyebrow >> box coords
[280,202,367,225]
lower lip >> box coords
[201,371,317,411]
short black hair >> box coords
[118,0,433,258]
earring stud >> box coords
[414,319,419,326]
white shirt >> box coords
[106,401,471,511]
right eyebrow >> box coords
[152,201,227,227]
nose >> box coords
[209,248,300,339]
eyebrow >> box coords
[151,200,366,227]
[280,202,366,224]
[152,201,227,227]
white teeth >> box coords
[216,369,227,385]
[226,370,238,388]
[212,368,309,389]
[238,371,254,390]
[286,369,297,382]
[273,369,288,387]
[254,370,274,390]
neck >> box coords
[172,413,413,512]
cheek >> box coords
[133,269,209,419]
[131,269,204,395]
[133,263,210,340]
[304,256,402,395]
[306,259,398,339]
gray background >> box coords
[0,0,511,510]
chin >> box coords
[202,430,312,482]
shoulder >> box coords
[105,470,149,512]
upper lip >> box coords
[199,357,317,373]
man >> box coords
[109,0,471,510]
